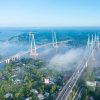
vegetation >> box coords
[77,66,100,100]
[0,58,66,100]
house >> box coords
[30,89,38,94]
[96,81,100,86]
[23,64,25,66]
[38,94,45,100]
[44,92,49,97]
[14,79,21,84]
[0,76,5,80]
[11,74,16,78]
[44,78,49,84]
[44,77,55,84]
[86,81,96,87]
[25,98,30,100]
[89,96,94,100]
[25,97,32,100]
[4,93,13,99]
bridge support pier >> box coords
[5,59,10,64]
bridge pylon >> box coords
[97,33,100,48]
[94,33,97,42]
[87,35,90,49]
[91,34,95,60]
[29,32,38,57]
[52,32,58,48]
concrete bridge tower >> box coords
[95,33,100,48]
[52,32,58,47]
[29,32,38,56]
[87,35,90,49]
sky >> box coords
[0,0,100,27]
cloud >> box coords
[0,41,27,57]
[48,48,84,71]
[88,48,100,67]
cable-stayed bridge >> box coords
[56,34,100,100]
[0,32,71,64]
[0,32,99,100]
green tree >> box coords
[50,84,57,93]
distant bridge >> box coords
[0,32,71,64]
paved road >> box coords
[56,48,92,100]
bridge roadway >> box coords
[56,48,93,100]
[0,40,71,64]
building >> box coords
[30,89,38,94]
[38,94,45,100]
[4,93,13,99]
[44,78,50,84]
[86,81,96,87]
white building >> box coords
[44,78,50,84]
[86,81,96,87]
[4,93,13,99]
[38,94,45,100]
[30,89,38,94]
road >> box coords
[56,48,92,100]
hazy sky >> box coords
[0,0,100,27]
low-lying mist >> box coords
[47,48,84,71]
[88,48,100,68]
[0,41,28,57]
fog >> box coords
[88,48,100,68]
[0,41,27,57]
[47,48,84,71]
